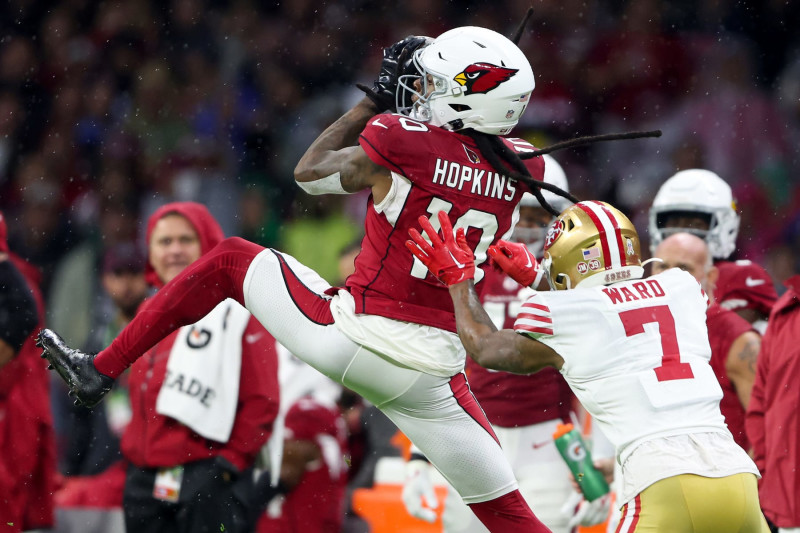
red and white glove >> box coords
[487,240,542,288]
[560,490,612,529]
[406,211,475,287]
[401,459,439,523]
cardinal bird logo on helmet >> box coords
[454,63,518,95]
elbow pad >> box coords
[296,172,349,195]
[0,261,38,352]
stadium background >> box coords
[0,1,798,529]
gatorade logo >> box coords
[186,326,212,349]
[567,441,587,462]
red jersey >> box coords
[349,114,544,332]
[0,256,56,531]
[121,316,279,471]
[257,397,349,533]
[706,303,755,450]
[466,268,573,427]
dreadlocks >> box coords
[463,129,579,217]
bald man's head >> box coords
[652,232,718,297]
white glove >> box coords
[560,490,611,529]
[401,459,439,523]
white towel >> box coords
[156,299,251,443]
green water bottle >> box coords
[553,423,610,501]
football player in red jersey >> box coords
[648,168,778,334]
[256,395,349,533]
[38,27,576,532]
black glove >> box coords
[358,35,431,113]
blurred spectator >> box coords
[120,202,279,533]
[0,89,24,191]
[746,273,800,532]
[255,346,349,532]
[47,200,141,349]
[6,153,75,296]
[0,210,58,532]
[256,395,349,532]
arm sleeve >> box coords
[0,260,39,353]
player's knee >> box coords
[216,236,247,252]
[215,236,264,257]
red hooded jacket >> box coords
[746,275,800,527]
[121,202,280,471]
[0,211,57,530]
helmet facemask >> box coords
[397,51,448,123]
[654,210,713,242]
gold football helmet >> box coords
[542,201,643,290]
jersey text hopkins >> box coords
[433,157,517,200]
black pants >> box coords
[123,458,255,533]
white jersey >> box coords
[513,268,758,503]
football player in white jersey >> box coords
[407,201,769,533]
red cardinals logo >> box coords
[463,144,481,164]
[454,63,518,95]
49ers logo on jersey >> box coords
[544,220,564,250]
[454,63,518,95]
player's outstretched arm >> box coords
[448,282,561,374]
[407,211,562,374]
[294,98,390,196]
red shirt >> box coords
[705,303,755,450]
[349,114,544,333]
[0,257,56,531]
[466,268,573,427]
[257,397,349,532]
[121,316,279,471]
[746,276,800,527]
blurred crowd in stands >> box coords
[0,0,798,300]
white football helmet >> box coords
[512,154,572,256]
[397,26,535,135]
[648,169,740,260]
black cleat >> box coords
[37,329,114,408]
